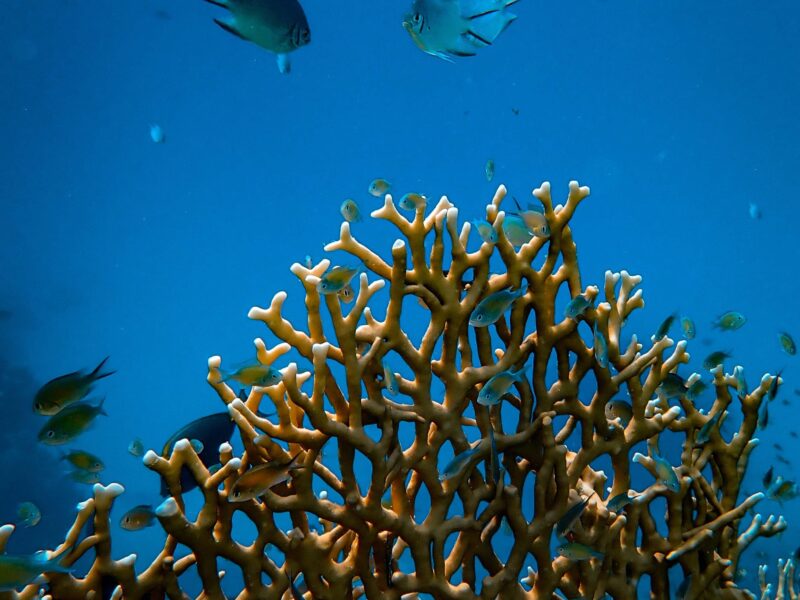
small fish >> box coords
[0,552,72,592]
[680,316,696,340]
[469,285,526,327]
[778,332,796,355]
[16,502,41,528]
[773,443,784,451]
[204,0,311,74]
[658,372,687,399]
[484,159,495,182]
[382,359,399,395]
[554,542,603,561]
[398,192,426,211]
[555,495,591,540]
[768,369,783,401]
[766,476,799,503]
[340,199,362,223]
[512,199,551,238]
[69,468,102,485]
[221,362,282,387]
[777,455,790,466]
[564,294,592,321]
[511,107,519,116]
[439,443,481,481]
[645,453,680,492]
[38,398,107,445]
[337,283,355,304]
[712,311,746,331]
[594,325,609,368]
[477,365,528,406]
[749,203,761,219]
[120,505,156,531]
[471,219,497,244]
[402,0,518,62]
[695,410,724,446]
[61,450,104,473]
[368,178,391,197]
[501,213,534,246]
[686,378,707,400]
[606,492,633,512]
[654,313,677,340]
[128,438,145,457]
[604,399,632,427]
[303,255,313,269]
[318,264,361,295]
[734,366,748,399]
[149,124,165,143]
[229,453,306,502]
[703,350,731,370]
[33,356,115,415]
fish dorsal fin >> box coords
[214,18,246,40]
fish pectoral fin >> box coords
[465,10,517,46]
[276,53,291,74]
[213,18,246,40]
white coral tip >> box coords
[226,458,242,470]
[229,398,245,411]
[392,239,405,250]
[319,490,328,500]
[173,438,190,451]
[219,442,233,454]
[143,450,159,466]
[156,497,179,518]
[119,554,137,567]
[208,356,221,368]
[95,482,125,499]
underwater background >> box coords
[1,0,799,597]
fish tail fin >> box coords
[276,54,292,74]
[90,356,115,382]
[214,18,246,40]
[465,5,517,47]
[513,364,531,381]
[97,397,108,416]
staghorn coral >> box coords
[1,181,788,599]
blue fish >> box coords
[469,285,526,327]
[440,443,482,481]
[501,213,534,247]
[471,219,498,244]
[477,365,528,406]
[564,295,592,320]
[403,0,519,62]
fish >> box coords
[229,453,306,501]
[768,369,783,401]
[339,199,362,223]
[128,438,145,457]
[680,316,696,339]
[564,294,592,320]
[337,283,355,304]
[61,450,104,473]
[758,400,769,430]
[658,372,687,399]
[120,505,156,531]
[382,359,399,395]
[654,313,677,340]
[778,332,796,355]
[317,264,361,295]
[303,255,313,269]
[555,494,592,540]
[604,399,632,427]
[398,192,427,211]
[16,502,41,528]
[69,468,102,485]
[439,443,482,481]
[221,362,282,387]
[554,542,603,561]
[606,492,633,512]
[766,476,799,503]
[402,0,518,62]
[501,213,534,246]
[749,203,761,219]
[477,365,528,406]
[0,551,72,592]
[469,285,526,327]
[38,398,107,445]
[160,412,235,496]
[594,325,609,368]
[777,455,790,466]
[203,0,311,74]
[712,311,746,331]
[773,443,784,451]
[512,198,551,238]
[702,350,731,370]
[686,378,707,400]
[471,219,498,244]
[733,366,748,399]
[484,159,495,181]
[636,453,680,492]
[695,410,724,446]
[33,356,115,415]
[486,427,501,485]
[149,124,165,143]
[369,179,391,197]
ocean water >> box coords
[1,1,798,598]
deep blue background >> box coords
[1,0,798,596]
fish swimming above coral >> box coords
[402,0,519,62]
[202,0,311,74]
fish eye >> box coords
[412,13,422,24]
[46,430,55,438]
[476,314,483,321]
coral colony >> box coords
[2,182,793,599]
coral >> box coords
[1,181,787,599]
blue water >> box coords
[1,0,799,597]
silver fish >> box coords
[403,0,519,62]
[203,0,311,74]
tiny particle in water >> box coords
[150,124,165,144]
[749,203,761,219]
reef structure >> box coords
[1,181,787,599]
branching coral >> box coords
[1,181,787,599]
